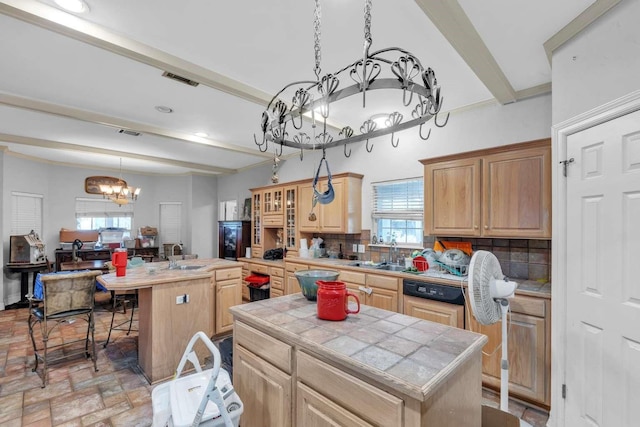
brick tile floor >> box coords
[0,300,549,426]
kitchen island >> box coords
[97,258,242,384]
[230,294,488,426]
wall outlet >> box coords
[176,294,189,304]
[352,244,358,252]
[358,244,365,253]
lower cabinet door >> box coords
[367,287,398,312]
[234,345,292,427]
[297,382,374,427]
[403,295,464,328]
[215,278,240,335]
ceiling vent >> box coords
[162,71,200,87]
[118,129,141,137]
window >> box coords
[75,198,134,232]
[371,178,423,246]
[12,192,43,235]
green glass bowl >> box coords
[294,269,340,301]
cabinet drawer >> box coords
[250,263,270,275]
[297,351,402,426]
[338,269,366,285]
[263,215,284,227]
[511,295,546,317]
[235,322,292,373]
[366,274,399,291]
[270,267,284,277]
[251,247,263,260]
[271,288,284,298]
[285,262,309,273]
[241,283,250,301]
[215,268,241,281]
[271,277,284,291]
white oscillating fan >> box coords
[468,250,532,427]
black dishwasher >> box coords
[403,279,466,327]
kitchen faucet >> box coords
[168,244,182,269]
[388,236,398,264]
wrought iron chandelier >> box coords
[255,0,449,159]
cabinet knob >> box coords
[474,225,478,229]
[484,225,489,230]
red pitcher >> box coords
[316,281,360,321]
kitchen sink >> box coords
[168,265,204,270]
[375,264,406,272]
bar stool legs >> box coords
[104,290,138,348]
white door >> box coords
[564,109,640,426]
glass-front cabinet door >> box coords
[251,192,262,251]
[284,185,297,254]
[263,188,283,215]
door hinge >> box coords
[559,158,575,177]
[562,383,567,399]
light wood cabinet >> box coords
[297,382,373,427]
[422,139,551,239]
[214,268,242,335]
[283,185,298,256]
[234,345,292,427]
[285,261,309,295]
[234,321,293,427]
[403,294,464,328]
[263,187,284,226]
[466,293,550,407]
[364,273,400,312]
[251,191,263,259]
[298,174,363,234]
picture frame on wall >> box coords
[242,198,251,220]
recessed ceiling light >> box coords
[54,0,89,13]
[194,132,208,138]
[155,105,174,113]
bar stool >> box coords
[103,290,138,347]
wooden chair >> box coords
[27,270,102,387]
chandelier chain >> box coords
[363,0,372,53]
[313,0,322,79]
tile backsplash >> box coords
[312,232,551,282]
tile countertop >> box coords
[240,256,551,299]
[230,293,488,402]
[97,258,241,290]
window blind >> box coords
[160,202,182,246]
[11,192,43,235]
[371,178,423,220]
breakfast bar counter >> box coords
[97,258,241,384]
[230,294,488,426]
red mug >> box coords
[316,281,360,321]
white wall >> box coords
[1,156,217,308]
[552,0,640,125]
[218,93,552,230]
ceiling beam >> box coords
[0,92,273,159]
[543,0,622,63]
[0,132,237,174]
[414,0,517,105]
[0,0,275,107]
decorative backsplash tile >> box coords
[313,232,551,282]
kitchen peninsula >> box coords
[97,258,242,384]
[231,294,488,426]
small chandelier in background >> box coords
[255,0,449,159]
[85,159,141,206]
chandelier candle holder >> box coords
[255,0,449,160]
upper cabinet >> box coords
[298,173,363,234]
[262,187,284,226]
[422,139,551,239]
